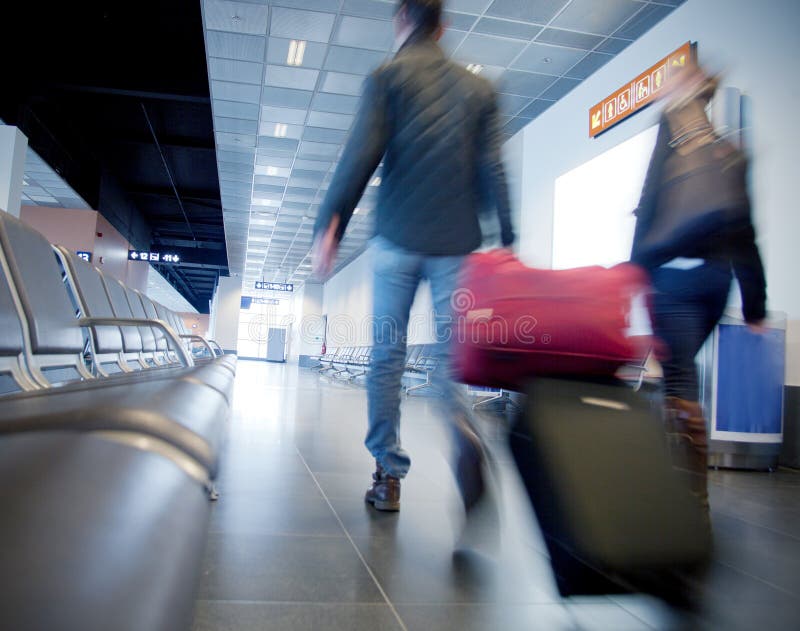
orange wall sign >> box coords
[589,41,695,138]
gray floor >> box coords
[192,361,800,631]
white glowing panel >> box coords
[553,125,659,270]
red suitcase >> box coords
[452,251,652,389]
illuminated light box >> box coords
[553,125,658,270]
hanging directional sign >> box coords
[128,250,181,264]
[255,281,293,292]
[253,298,281,305]
[589,41,696,138]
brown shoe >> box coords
[664,397,710,516]
[365,462,401,512]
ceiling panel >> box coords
[216,131,256,147]
[334,16,394,51]
[473,17,542,40]
[218,148,256,164]
[341,0,395,19]
[596,37,634,54]
[311,92,360,115]
[209,57,264,84]
[255,153,293,167]
[203,0,680,285]
[293,158,333,171]
[211,80,261,103]
[303,127,348,144]
[214,99,260,120]
[539,76,581,100]
[307,110,354,130]
[516,98,555,119]
[321,71,366,96]
[439,29,467,55]
[455,34,528,66]
[270,7,336,42]
[511,42,585,75]
[565,52,613,80]
[536,28,605,51]
[261,86,314,109]
[261,105,308,125]
[485,0,567,24]
[274,0,340,11]
[264,65,321,90]
[258,121,304,139]
[444,11,480,32]
[266,37,329,68]
[498,69,556,98]
[498,92,531,117]
[613,2,675,40]
[324,45,387,74]
[551,0,645,36]
[22,147,91,210]
[205,0,270,35]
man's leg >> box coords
[365,238,422,489]
[423,255,489,513]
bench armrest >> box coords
[78,317,194,368]
[179,334,219,358]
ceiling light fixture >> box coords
[287,40,307,66]
[266,166,278,176]
[274,123,287,138]
[466,64,483,75]
[370,177,381,187]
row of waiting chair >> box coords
[0,209,235,631]
[315,344,440,395]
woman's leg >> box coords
[651,263,732,515]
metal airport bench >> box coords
[405,343,440,395]
[0,210,234,630]
[311,343,440,392]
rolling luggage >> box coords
[509,376,712,602]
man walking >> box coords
[313,0,515,514]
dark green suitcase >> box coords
[509,376,712,601]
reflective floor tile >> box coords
[193,601,404,631]
[198,533,383,603]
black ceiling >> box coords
[1,0,226,312]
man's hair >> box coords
[396,0,443,35]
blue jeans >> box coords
[365,237,471,478]
[650,260,732,401]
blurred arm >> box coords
[630,117,672,264]
[477,89,515,247]
[729,220,767,323]
[313,72,389,244]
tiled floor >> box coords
[192,361,800,631]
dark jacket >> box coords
[631,115,767,322]
[314,33,515,256]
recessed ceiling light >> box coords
[266,166,278,176]
[353,207,361,214]
[287,40,306,66]
[274,123,287,138]
[466,64,483,75]
[369,177,381,187]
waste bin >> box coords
[699,310,786,470]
